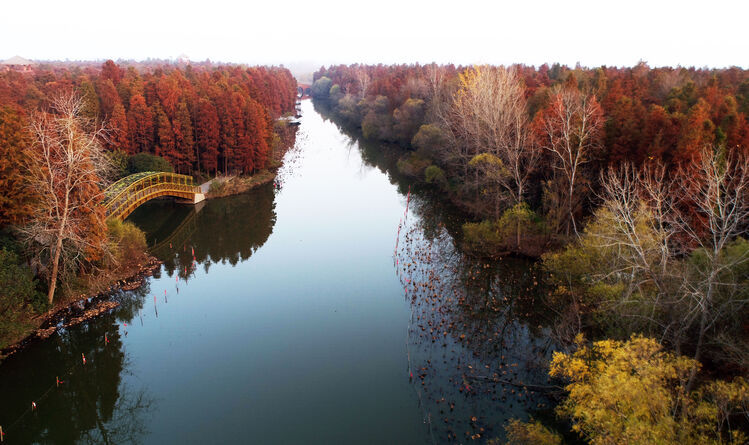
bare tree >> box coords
[354,66,371,99]
[675,147,749,390]
[444,66,539,218]
[593,147,749,390]
[538,86,603,235]
[21,94,112,304]
[425,63,450,122]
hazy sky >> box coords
[2,0,747,70]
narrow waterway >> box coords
[0,100,555,444]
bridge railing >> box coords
[103,172,201,220]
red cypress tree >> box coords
[108,102,130,152]
[154,104,177,168]
[0,106,32,225]
[195,98,220,175]
[127,94,153,154]
[676,99,715,163]
[173,101,195,173]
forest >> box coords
[312,63,749,249]
[312,63,749,444]
[0,60,297,349]
[0,60,297,181]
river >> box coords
[0,100,556,444]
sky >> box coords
[2,0,747,73]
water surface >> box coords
[0,100,554,444]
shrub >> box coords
[362,110,394,140]
[0,248,43,347]
[412,124,449,159]
[334,94,361,126]
[328,84,344,103]
[501,419,562,445]
[107,219,147,266]
[424,165,446,184]
[127,152,173,174]
[396,153,431,178]
[463,202,546,256]
[208,179,228,195]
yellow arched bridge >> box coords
[102,172,206,220]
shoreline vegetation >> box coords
[311,62,749,443]
[0,161,287,359]
[0,60,299,357]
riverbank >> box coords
[0,255,162,359]
[312,100,559,259]
[204,169,277,199]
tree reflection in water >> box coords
[0,287,155,444]
[0,182,279,444]
[128,183,277,279]
[319,103,562,442]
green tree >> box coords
[311,76,333,99]
[411,124,449,161]
[424,165,446,184]
[78,78,101,122]
[393,98,425,144]
[334,93,360,126]
[127,153,173,174]
[0,248,43,347]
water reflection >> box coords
[0,185,278,444]
[128,183,277,273]
[316,101,560,442]
[0,100,561,444]
[0,289,154,444]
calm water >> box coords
[0,101,555,444]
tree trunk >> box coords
[47,191,70,305]
[685,277,714,394]
[47,232,63,304]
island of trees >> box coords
[311,62,749,444]
[0,60,297,350]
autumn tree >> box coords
[446,66,539,218]
[153,104,175,166]
[548,335,749,444]
[0,106,33,225]
[543,147,749,378]
[126,94,153,154]
[20,94,111,304]
[101,60,123,85]
[195,98,220,175]
[173,101,195,174]
[78,78,100,122]
[108,102,129,152]
[97,78,121,118]
[534,86,603,235]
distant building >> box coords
[1,55,35,72]
[176,54,190,65]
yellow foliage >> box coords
[549,335,748,445]
[503,418,563,445]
